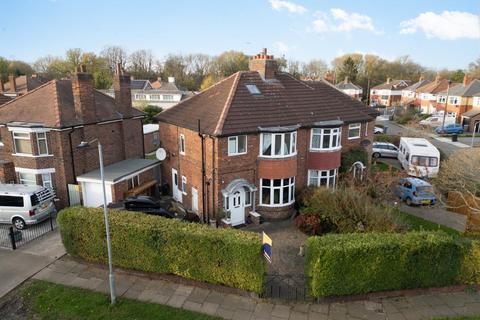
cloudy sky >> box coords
[1,0,479,69]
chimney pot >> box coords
[249,48,277,80]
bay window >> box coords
[348,123,361,139]
[13,132,32,154]
[310,128,341,151]
[308,169,338,188]
[228,135,247,155]
[260,132,297,157]
[260,177,295,206]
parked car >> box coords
[0,184,56,230]
[435,123,464,134]
[372,142,399,158]
[374,126,384,134]
[394,177,436,206]
[420,115,455,127]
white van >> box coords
[397,138,440,178]
[419,115,456,127]
[0,184,56,229]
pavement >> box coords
[34,255,480,320]
[0,230,65,298]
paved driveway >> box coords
[400,204,467,232]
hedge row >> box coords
[305,231,480,297]
[57,207,266,293]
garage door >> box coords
[81,182,113,207]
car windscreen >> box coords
[0,195,24,207]
[417,186,434,194]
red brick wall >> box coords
[144,132,159,154]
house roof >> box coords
[0,79,144,128]
[131,79,152,90]
[417,79,458,95]
[3,75,48,93]
[462,108,480,118]
[404,79,432,92]
[335,81,362,91]
[157,71,377,136]
[437,79,480,97]
[372,79,410,90]
[0,94,12,105]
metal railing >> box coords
[261,273,312,301]
[0,212,57,250]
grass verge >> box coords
[396,210,460,236]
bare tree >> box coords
[128,49,155,79]
[101,46,128,73]
[302,59,327,80]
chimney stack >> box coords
[71,64,97,123]
[249,48,277,80]
[435,75,440,84]
[8,75,16,92]
[386,77,391,84]
[463,74,471,86]
[419,76,424,82]
[113,63,132,118]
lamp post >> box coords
[472,121,480,148]
[77,139,116,305]
[440,80,452,133]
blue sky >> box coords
[1,0,479,70]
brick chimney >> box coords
[249,48,277,80]
[71,64,97,123]
[386,77,391,84]
[463,74,471,86]
[419,76,424,82]
[113,63,132,118]
[8,75,16,92]
[435,75,440,84]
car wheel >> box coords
[373,152,380,158]
[405,197,413,206]
[12,217,26,230]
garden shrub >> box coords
[58,207,265,293]
[305,231,480,297]
[340,147,368,173]
[373,134,400,146]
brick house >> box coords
[143,123,160,154]
[415,77,454,115]
[370,78,410,107]
[401,77,431,107]
[0,64,158,209]
[157,49,377,226]
[1,74,48,98]
[436,76,480,122]
[335,76,363,101]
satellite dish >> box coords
[155,148,167,161]
[361,139,371,147]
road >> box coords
[376,120,480,157]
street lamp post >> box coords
[472,121,480,148]
[77,139,116,305]
[440,80,452,133]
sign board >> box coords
[262,232,272,263]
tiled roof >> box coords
[372,80,410,90]
[0,79,144,128]
[462,108,480,118]
[0,94,12,105]
[3,75,48,93]
[438,79,480,97]
[336,81,362,90]
[404,79,431,91]
[417,79,458,95]
[131,80,152,90]
[157,71,377,136]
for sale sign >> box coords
[262,232,272,263]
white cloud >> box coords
[269,0,307,14]
[275,41,290,54]
[311,9,381,34]
[400,11,480,40]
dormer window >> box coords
[246,84,261,95]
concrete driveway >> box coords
[0,230,65,298]
[400,204,467,232]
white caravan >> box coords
[397,138,440,178]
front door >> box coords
[171,168,182,203]
[229,189,245,226]
[191,187,198,213]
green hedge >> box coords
[305,232,480,297]
[58,207,265,293]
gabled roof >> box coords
[0,79,144,128]
[372,79,410,90]
[417,79,458,95]
[438,79,480,97]
[3,75,48,93]
[403,79,431,92]
[462,108,480,118]
[157,71,377,136]
[335,81,362,91]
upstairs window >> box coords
[260,132,297,158]
[310,128,341,151]
[228,135,247,156]
[437,96,446,103]
[179,134,185,155]
[181,176,187,194]
[246,84,261,95]
[37,132,49,155]
[448,96,459,105]
[13,132,32,154]
[134,94,146,100]
[163,94,174,101]
[348,123,361,139]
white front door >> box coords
[229,189,245,226]
[171,168,182,203]
[191,187,198,213]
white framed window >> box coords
[181,176,187,194]
[348,123,361,139]
[42,173,53,189]
[19,172,36,186]
[163,94,174,101]
[308,169,338,188]
[437,96,446,103]
[179,134,185,155]
[128,175,140,190]
[13,132,33,154]
[150,94,161,100]
[134,94,146,100]
[260,132,297,158]
[448,96,460,105]
[245,190,251,206]
[153,132,159,146]
[260,177,295,207]
[228,135,247,156]
[310,128,341,151]
[473,97,480,107]
[36,132,49,155]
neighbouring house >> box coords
[0,64,158,209]
[156,48,378,227]
[415,76,454,115]
[1,74,48,98]
[335,77,363,101]
[143,123,160,154]
[401,77,431,107]
[436,76,480,122]
[102,76,187,110]
[370,78,410,107]
[461,108,480,133]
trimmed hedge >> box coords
[58,207,265,293]
[305,232,480,297]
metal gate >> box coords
[261,273,312,301]
[68,184,82,206]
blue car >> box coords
[394,178,436,206]
[435,123,464,134]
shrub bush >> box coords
[340,147,368,173]
[305,231,480,297]
[373,134,400,146]
[58,207,265,293]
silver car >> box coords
[0,184,56,230]
[372,142,399,159]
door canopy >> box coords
[221,179,257,197]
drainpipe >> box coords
[198,120,207,223]
[210,136,216,225]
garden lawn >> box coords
[397,210,460,236]
[22,280,218,320]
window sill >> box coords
[12,153,53,158]
[258,153,297,160]
[347,136,360,140]
[309,146,342,153]
[259,200,295,208]
[228,152,247,157]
